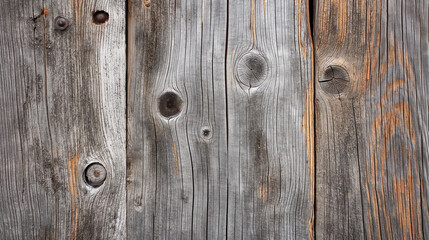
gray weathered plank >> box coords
[126,0,314,239]
[126,0,228,239]
[0,0,126,239]
[314,0,429,238]
[225,0,314,239]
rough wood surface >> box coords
[314,0,429,238]
[0,0,126,239]
[126,0,314,239]
[225,0,314,239]
[2,0,428,239]
[126,0,228,239]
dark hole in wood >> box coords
[93,11,109,25]
[200,126,212,140]
[84,163,107,188]
[203,129,210,136]
[54,17,69,31]
[319,65,350,95]
[158,92,183,118]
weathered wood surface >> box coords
[126,0,314,239]
[314,0,429,239]
[225,0,314,239]
[0,0,126,239]
[2,0,429,239]
[126,0,228,238]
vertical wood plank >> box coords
[126,0,228,239]
[0,0,126,239]
[314,0,429,238]
[225,0,314,239]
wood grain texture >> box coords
[126,0,228,239]
[225,0,314,239]
[127,0,314,239]
[314,0,429,238]
[0,0,126,239]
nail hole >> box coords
[84,163,107,188]
[158,92,183,118]
[200,126,213,140]
[93,11,109,25]
[319,65,350,95]
[54,16,69,31]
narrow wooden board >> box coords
[0,0,126,239]
[225,0,314,238]
[314,0,429,238]
[126,0,228,239]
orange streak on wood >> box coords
[68,153,79,240]
[335,0,348,43]
[143,0,151,7]
[43,8,49,16]
[302,54,314,240]
[302,1,314,238]
[173,142,179,176]
[371,98,419,238]
[251,0,256,43]
[296,0,307,60]
[258,185,265,198]
[388,34,396,65]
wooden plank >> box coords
[314,0,429,238]
[225,0,314,239]
[126,0,228,239]
[127,0,315,239]
[0,0,126,239]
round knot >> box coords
[158,91,183,118]
[235,51,268,87]
[319,65,350,95]
[93,11,109,25]
[54,17,69,31]
[84,163,107,188]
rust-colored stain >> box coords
[258,185,272,198]
[71,0,84,22]
[251,0,256,43]
[68,153,79,240]
[173,142,179,176]
[302,1,314,239]
[296,0,307,60]
[43,8,49,16]
[317,0,348,44]
[302,74,315,240]
[143,0,151,7]
[366,30,422,238]
[258,185,265,198]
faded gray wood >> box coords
[0,0,126,239]
[126,0,228,239]
[314,0,429,239]
[126,0,314,239]
[225,0,314,239]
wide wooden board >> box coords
[0,0,126,238]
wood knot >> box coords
[54,17,69,31]
[93,11,109,25]
[84,163,106,188]
[158,91,183,118]
[235,51,268,87]
[319,65,350,95]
